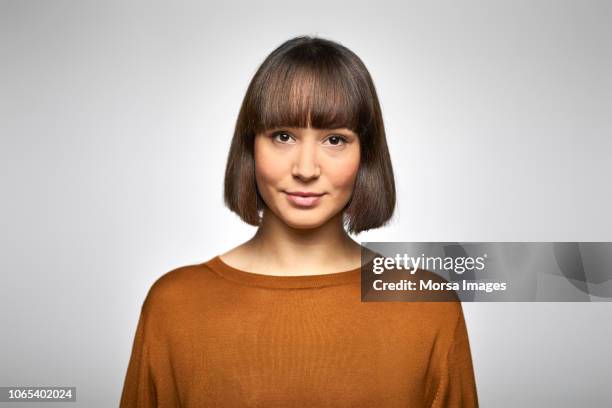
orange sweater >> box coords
[120,255,478,407]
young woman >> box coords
[120,35,478,407]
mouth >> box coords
[283,191,325,207]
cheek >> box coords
[254,140,286,188]
[327,154,360,190]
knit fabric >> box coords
[120,255,478,407]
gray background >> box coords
[1,0,611,406]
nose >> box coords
[292,141,321,181]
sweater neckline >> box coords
[206,255,362,289]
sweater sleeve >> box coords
[430,304,479,408]
[119,281,182,408]
[119,306,157,407]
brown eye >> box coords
[324,135,348,146]
[272,131,296,144]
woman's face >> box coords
[254,126,361,230]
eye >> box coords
[323,135,348,147]
[271,131,296,144]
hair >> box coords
[223,35,396,234]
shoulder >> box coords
[386,266,465,330]
[412,267,465,322]
[140,260,216,315]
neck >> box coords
[245,207,363,275]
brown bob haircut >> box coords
[223,35,396,234]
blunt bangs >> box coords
[246,43,373,137]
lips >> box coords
[285,191,325,197]
[284,191,325,207]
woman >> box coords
[120,35,478,407]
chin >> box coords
[282,217,326,230]
[279,211,333,230]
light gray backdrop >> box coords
[1,0,611,406]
